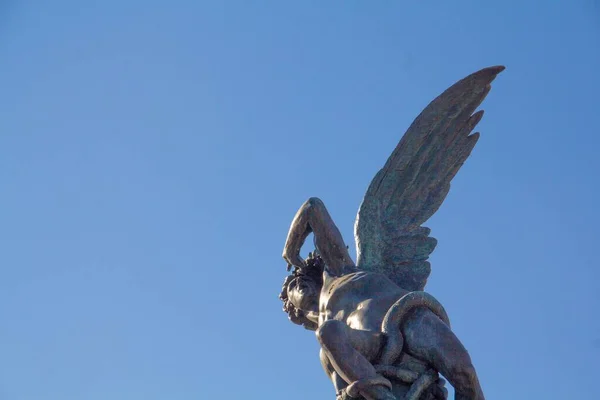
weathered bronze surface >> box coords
[280,67,504,400]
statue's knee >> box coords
[316,320,346,348]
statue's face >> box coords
[287,275,319,312]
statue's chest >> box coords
[319,284,386,331]
[318,279,357,323]
[346,300,389,331]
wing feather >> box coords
[354,66,504,291]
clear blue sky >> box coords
[1,1,599,399]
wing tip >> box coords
[485,65,506,74]
[473,65,506,83]
[450,66,505,93]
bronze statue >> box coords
[280,67,504,400]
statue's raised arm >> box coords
[355,66,505,291]
[283,197,355,275]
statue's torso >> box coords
[319,270,409,331]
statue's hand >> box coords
[282,246,306,271]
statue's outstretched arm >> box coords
[283,197,355,275]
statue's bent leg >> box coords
[316,320,395,400]
[402,308,485,400]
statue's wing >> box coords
[354,66,504,291]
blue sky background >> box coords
[1,1,599,399]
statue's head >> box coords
[279,253,324,331]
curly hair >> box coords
[279,253,324,331]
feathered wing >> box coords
[354,66,504,291]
